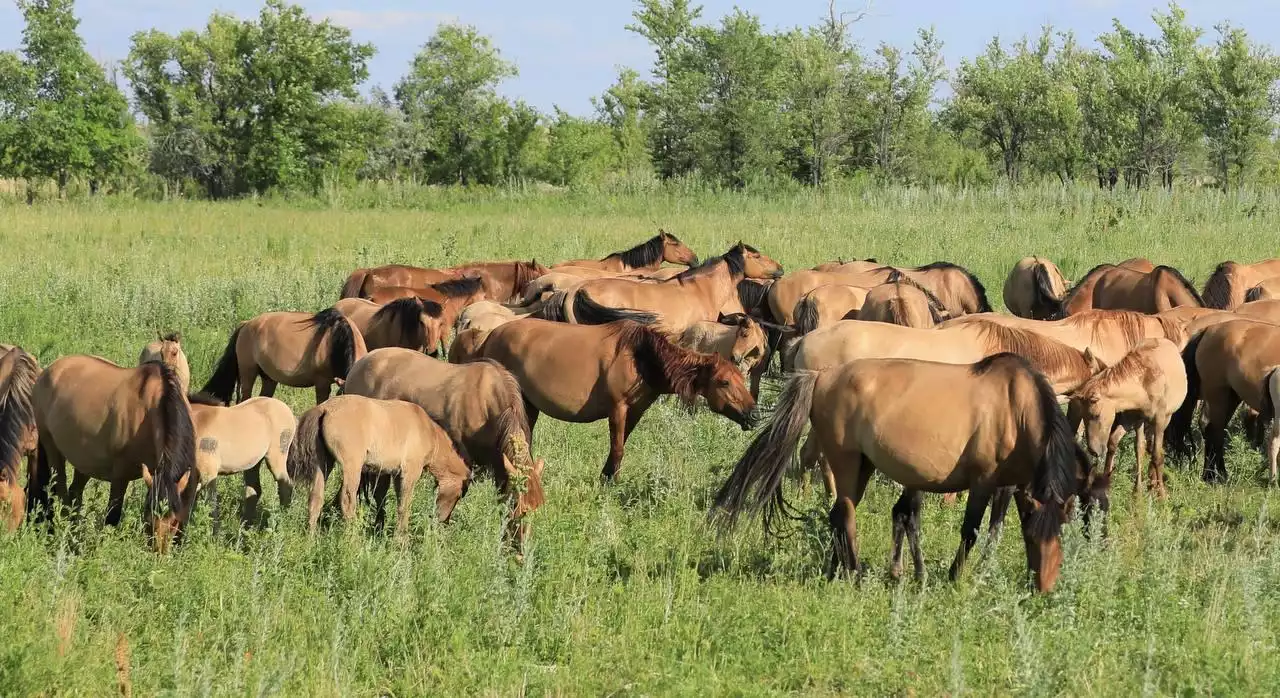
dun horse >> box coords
[139,332,190,394]
[187,393,297,524]
[334,297,442,355]
[1202,259,1280,310]
[202,308,367,405]
[30,357,196,551]
[856,274,950,327]
[1067,338,1186,497]
[712,354,1092,592]
[342,260,545,304]
[553,230,698,273]
[676,314,771,373]
[770,261,989,325]
[1004,257,1070,319]
[479,319,757,479]
[0,347,38,530]
[792,285,870,335]
[941,309,1184,366]
[287,395,474,535]
[1061,262,1201,315]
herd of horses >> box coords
[2,231,1280,591]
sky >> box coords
[2,0,1278,115]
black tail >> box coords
[1260,367,1279,433]
[1166,330,1205,458]
[1031,263,1065,319]
[201,324,243,403]
[1027,367,1084,545]
[287,408,333,482]
[312,308,361,380]
[0,349,37,488]
[532,291,568,322]
[339,268,369,299]
[794,294,820,335]
[145,362,197,518]
[572,290,658,326]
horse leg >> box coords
[67,470,88,523]
[369,474,392,533]
[949,486,994,582]
[524,399,540,437]
[241,463,262,526]
[314,381,332,405]
[1133,422,1146,496]
[257,376,277,399]
[263,441,292,510]
[1104,425,1124,478]
[338,460,359,525]
[986,486,1015,540]
[826,453,873,580]
[890,489,925,582]
[601,404,628,481]
[1202,392,1239,483]
[906,489,926,582]
[205,477,221,537]
[396,469,423,538]
[237,363,259,403]
[1150,421,1169,498]
[103,478,129,527]
[306,469,326,534]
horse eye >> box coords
[716,378,731,387]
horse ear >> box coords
[1084,348,1106,372]
[140,464,153,488]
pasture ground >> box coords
[1,186,1279,695]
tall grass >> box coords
[0,185,1278,695]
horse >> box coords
[941,309,1185,366]
[792,285,870,335]
[1236,299,1280,323]
[456,300,536,335]
[186,393,296,525]
[1245,276,1280,303]
[478,319,756,480]
[811,259,881,273]
[1168,319,1280,483]
[334,297,442,355]
[1061,262,1201,315]
[29,357,196,551]
[1202,260,1280,310]
[712,353,1094,592]
[341,260,545,304]
[1157,306,1232,345]
[553,230,699,273]
[735,278,786,399]
[342,348,545,550]
[1004,256,1070,319]
[676,314,771,373]
[0,347,38,530]
[448,328,489,364]
[202,308,367,405]
[856,274,950,328]
[1067,339,1186,497]
[770,262,989,325]
[287,395,474,535]
[139,332,190,394]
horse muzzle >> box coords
[739,408,760,431]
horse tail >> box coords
[312,308,360,380]
[287,407,333,482]
[486,361,543,512]
[1259,367,1280,435]
[0,349,37,488]
[145,361,196,519]
[1027,365,1082,545]
[572,290,658,326]
[1032,262,1065,319]
[531,291,567,322]
[794,294,820,335]
[1201,262,1238,310]
[1166,330,1205,458]
[201,323,243,403]
[340,268,370,299]
[712,370,819,533]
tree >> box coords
[0,0,140,197]
[593,68,651,175]
[1194,24,1280,188]
[394,24,516,185]
[780,25,855,185]
[628,0,707,180]
[856,28,944,180]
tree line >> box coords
[1,0,1278,200]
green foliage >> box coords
[1194,24,1280,188]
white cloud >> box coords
[315,10,458,31]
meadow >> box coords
[2,184,1280,695]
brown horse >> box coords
[856,274,950,328]
[792,284,871,335]
[553,230,699,272]
[771,262,989,325]
[1236,299,1280,323]
[1168,319,1280,483]
[941,309,1184,366]
[1202,260,1280,310]
[1245,276,1280,303]
[1061,262,1200,315]
[1004,256,1070,319]
[456,300,536,334]
[676,314,771,372]
[479,319,756,479]
[713,354,1092,592]
[139,332,190,394]
[202,308,367,405]
[288,395,475,535]
[187,394,297,525]
[0,347,38,530]
[334,297,442,355]
[1067,338,1186,497]
[30,357,196,551]
[342,260,545,304]
[342,348,545,549]
[448,328,490,364]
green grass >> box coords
[2,185,1280,695]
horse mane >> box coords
[1032,263,1066,317]
[0,349,37,486]
[612,321,726,403]
[513,260,545,295]
[1246,285,1266,304]
[969,351,1035,376]
[1154,265,1205,306]
[971,322,1088,377]
[916,261,992,313]
[186,392,225,406]
[142,360,196,517]
[430,276,484,298]
[736,279,771,315]
[309,308,358,380]
[1071,343,1153,398]
[1202,261,1238,309]
[1060,310,1146,348]
[611,233,666,268]
[887,275,950,323]
[471,358,543,514]
[674,244,746,282]
[373,298,430,350]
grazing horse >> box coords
[341,260,545,304]
[1168,319,1280,483]
[553,230,699,273]
[792,285,870,335]
[288,395,476,535]
[139,332,190,394]
[202,308,367,405]
[770,262,989,325]
[479,319,757,479]
[676,314,771,373]
[856,274,950,328]
[1067,339,1186,497]
[712,354,1093,592]
[334,297,443,355]
[342,348,545,550]
[0,347,38,530]
[1060,261,1200,315]
[1004,257,1070,319]
[1202,260,1280,310]
[941,309,1185,366]
[30,358,196,551]
[187,394,297,525]
[1245,276,1280,303]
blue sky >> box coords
[2,0,1278,115]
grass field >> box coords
[2,185,1280,695]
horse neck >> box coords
[684,263,736,314]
